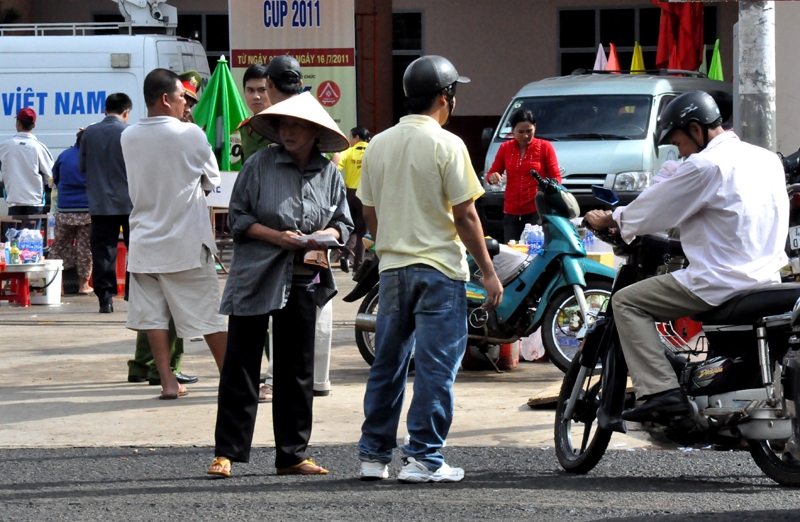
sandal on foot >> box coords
[258,383,273,403]
[207,457,231,478]
[276,458,328,475]
[158,389,188,400]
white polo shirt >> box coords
[612,132,789,306]
[0,132,53,206]
[121,116,220,274]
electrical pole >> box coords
[738,1,776,151]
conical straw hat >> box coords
[249,92,349,153]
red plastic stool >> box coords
[0,272,30,307]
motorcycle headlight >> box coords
[613,170,653,191]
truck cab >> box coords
[0,6,209,216]
[478,72,732,239]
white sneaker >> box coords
[360,460,389,480]
[397,457,464,483]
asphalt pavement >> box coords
[3,273,800,520]
[2,446,800,521]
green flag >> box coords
[709,39,724,81]
[192,56,249,171]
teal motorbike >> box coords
[344,170,616,372]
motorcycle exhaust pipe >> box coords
[468,334,519,345]
[355,313,377,332]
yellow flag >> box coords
[631,42,645,74]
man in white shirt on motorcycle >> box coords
[585,91,789,422]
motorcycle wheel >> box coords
[541,279,613,373]
[748,439,800,486]
[554,355,612,474]
[354,284,416,373]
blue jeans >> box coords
[358,264,467,470]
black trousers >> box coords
[8,205,44,230]
[214,286,317,468]
[343,187,366,268]
[503,212,539,244]
[90,214,129,304]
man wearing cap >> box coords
[0,108,54,230]
[126,71,204,387]
[80,92,133,314]
[356,56,503,483]
[179,70,202,123]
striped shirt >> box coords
[219,146,353,316]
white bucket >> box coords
[30,259,63,305]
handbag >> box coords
[303,249,329,269]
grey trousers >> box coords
[613,274,714,397]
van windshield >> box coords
[497,95,653,141]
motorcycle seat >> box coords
[692,282,800,325]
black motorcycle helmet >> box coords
[655,90,722,151]
[402,55,470,124]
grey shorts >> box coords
[126,248,227,338]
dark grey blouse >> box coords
[219,146,353,316]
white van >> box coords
[0,27,210,215]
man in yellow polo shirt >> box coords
[337,126,371,272]
[356,56,503,483]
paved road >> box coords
[2,445,800,521]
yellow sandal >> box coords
[207,457,231,478]
[276,458,329,475]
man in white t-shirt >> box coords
[0,108,53,229]
[121,68,228,400]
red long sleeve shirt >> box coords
[487,138,562,216]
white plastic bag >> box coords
[520,329,546,361]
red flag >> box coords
[652,0,704,71]
[606,43,621,74]
[668,43,681,70]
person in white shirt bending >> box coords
[121,68,228,400]
[584,91,789,422]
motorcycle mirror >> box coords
[591,185,619,206]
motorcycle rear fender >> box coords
[341,257,380,303]
[529,257,616,327]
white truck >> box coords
[0,0,210,215]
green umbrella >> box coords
[709,39,724,82]
[192,56,249,171]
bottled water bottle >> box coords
[520,224,532,244]
[18,229,31,253]
[532,225,544,252]
[31,229,44,261]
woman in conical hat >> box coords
[209,92,353,478]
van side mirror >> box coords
[482,128,494,149]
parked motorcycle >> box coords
[343,170,616,372]
[554,188,800,486]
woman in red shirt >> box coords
[487,110,562,242]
